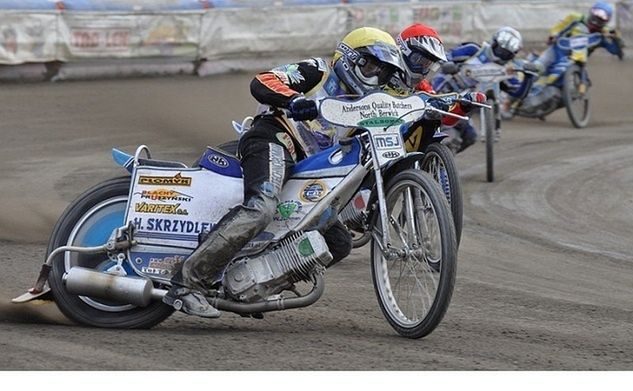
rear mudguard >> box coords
[112,148,134,174]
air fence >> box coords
[0,0,629,81]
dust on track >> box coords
[1,53,632,370]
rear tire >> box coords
[370,169,457,339]
[421,142,463,246]
[217,140,239,156]
[48,177,174,328]
[563,64,591,128]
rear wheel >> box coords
[421,142,463,246]
[48,177,174,328]
[371,170,457,339]
[217,140,239,156]
[563,64,591,128]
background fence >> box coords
[0,1,629,81]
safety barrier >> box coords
[0,1,628,81]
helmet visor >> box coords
[588,8,609,30]
[492,43,515,62]
[406,50,438,75]
[358,54,399,85]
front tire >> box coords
[482,99,496,182]
[563,64,591,128]
[48,177,174,328]
[370,170,457,339]
[421,142,464,246]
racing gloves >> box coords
[288,96,319,121]
[459,91,487,112]
[424,98,451,120]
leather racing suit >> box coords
[170,57,354,297]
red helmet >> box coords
[397,24,447,83]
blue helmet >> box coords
[587,1,613,32]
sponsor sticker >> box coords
[276,132,297,161]
[208,154,229,168]
[373,133,402,150]
[275,200,302,221]
[141,255,185,276]
[136,189,193,202]
[132,217,212,234]
[135,202,189,215]
[138,173,192,186]
[300,180,328,202]
[382,151,401,159]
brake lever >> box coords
[426,106,470,121]
[457,99,492,110]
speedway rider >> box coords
[532,1,624,75]
[162,27,408,318]
[431,26,536,153]
[391,23,487,152]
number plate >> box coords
[570,36,588,49]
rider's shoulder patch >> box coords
[315,58,328,72]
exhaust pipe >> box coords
[63,267,166,307]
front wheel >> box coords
[48,177,174,328]
[371,169,457,339]
[563,64,591,128]
[421,142,463,247]
[482,99,497,182]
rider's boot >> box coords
[162,285,220,318]
[163,194,278,317]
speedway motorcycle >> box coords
[223,93,470,249]
[14,92,458,339]
[512,32,623,128]
[433,60,533,182]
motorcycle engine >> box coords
[339,189,371,231]
[222,231,333,302]
[520,86,562,117]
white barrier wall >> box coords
[0,1,627,80]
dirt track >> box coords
[1,53,632,370]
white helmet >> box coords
[490,26,523,64]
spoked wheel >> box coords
[563,64,591,128]
[421,142,463,246]
[371,169,457,339]
[48,177,174,328]
[482,98,496,183]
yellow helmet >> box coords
[332,27,405,95]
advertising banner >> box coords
[0,12,57,64]
[199,6,344,60]
[57,11,202,60]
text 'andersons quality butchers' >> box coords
[341,100,413,119]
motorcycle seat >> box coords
[136,158,188,168]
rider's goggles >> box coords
[406,50,438,76]
[357,55,398,85]
[492,43,515,62]
[588,9,609,29]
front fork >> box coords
[577,65,589,95]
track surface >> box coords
[1,53,632,370]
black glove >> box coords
[287,96,318,121]
[458,91,486,112]
[424,98,450,120]
[440,61,459,75]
